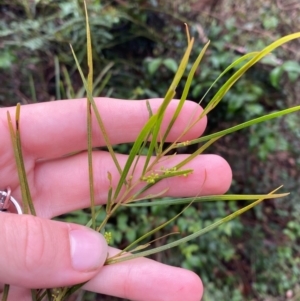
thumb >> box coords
[0,213,108,288]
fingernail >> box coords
[69,229,107,272]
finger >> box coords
[84,247,203,301]
[0,214,108,288]
[32,153,232,218]
[1,98,206,160]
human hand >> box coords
[0,98,232,301]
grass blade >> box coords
[31,289,37,301]
[177,106,300,147]
[198,52,259,107]
[111,201,194,257]
[113,114,158,200]
[126,188,169,204]
[202,33,300,117]
[106,187,284,264]
[165,38,194,97]
[124,193,289,207]
[15,105,36,215]
[93,71,111,96]
[46,290,52,301]
[84,0,96,229]
[85,207,102,228]
[61,283,87,300]
[87,100,95,229]
[7,112,28,214]
[184,23,191,44]
[7,106,36,215]
[54,55,61,100]
[70,45,122,176]
[161,41,211,146]
[62,66,75,99]
[84,0,93,93]
[175,137,220,170]
[93,62,114,96]
[130,101,156,178]
[29,74,37,103]
[1,285,9,301]
[142,89,175,173]
[36,289,52,301]
[142,39,195,172]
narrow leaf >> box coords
[111,200,194,257]
[1,285,9,301]
[143,40,195,172]
[175,137,220,170]
[202,33,300,116]
[87,102,95,229]
[7,107,36,215]
[198,52,259,107]
[62,65,75,99]
[106,172,113,213]
[85,207,102,228]
[125,193,289,207]
[31,289,37,301]
[184,23,191,44]
[84,0,95,229]
[161,41,211,145]
[113,114,158,201]
[106,187,284,264]
[54,55,61,100]
[84,0,93,93]
[15,105,36,215]
[142,89,175,174]
[70,45,122,176]
[126,188,169,204]
[176,106,300,147]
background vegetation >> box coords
[1,0,300,300]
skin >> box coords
[0,98,232,301]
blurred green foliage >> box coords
[1,0,300,300]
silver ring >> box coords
[0,187,23,214]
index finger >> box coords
[1,98,207,160]
[84,247,203,301]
